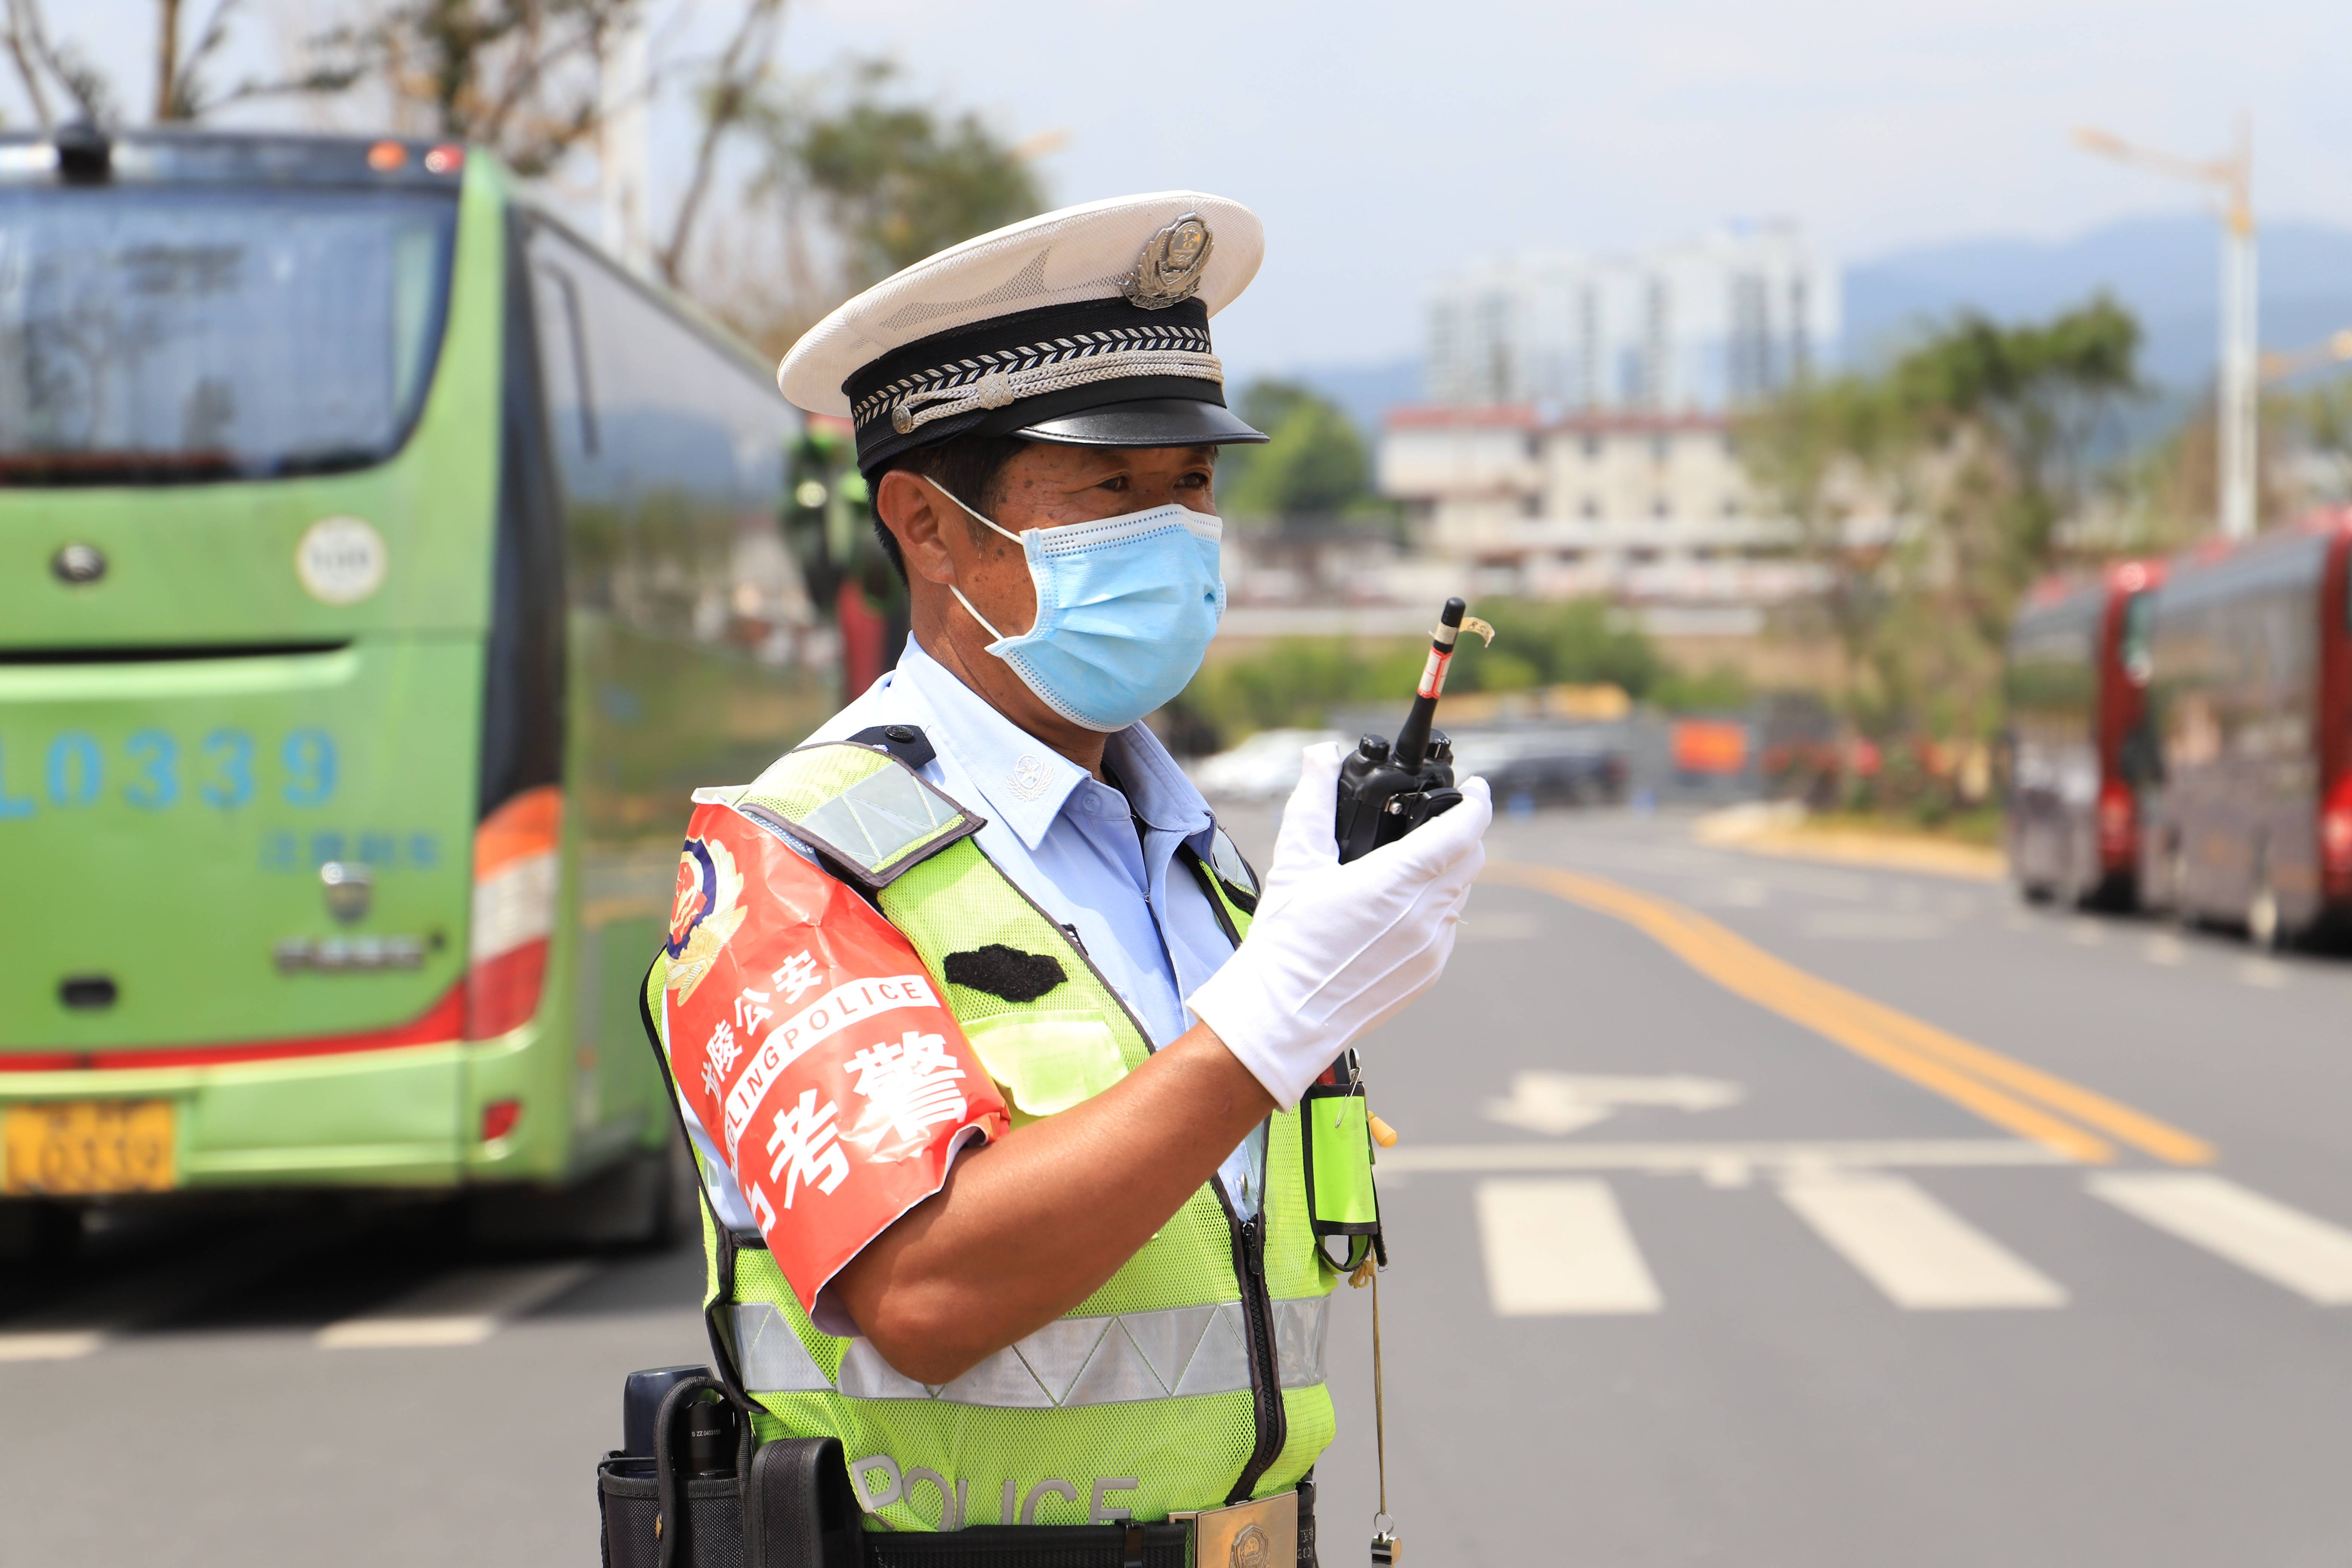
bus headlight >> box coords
[466,786,562,1040]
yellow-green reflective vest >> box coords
[642,741,1384,1533]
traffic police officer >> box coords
[648,192,1491,1563]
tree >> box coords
[1738,296,2141,739]
[1218,381,1372,519]
[3,0,354,128]
[5,0,117,124]
[787,64,1045,291]
[695,58,1047,353]
[307,0,642,176]
[654,0,784,288]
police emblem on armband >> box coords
[666,834,747,1002]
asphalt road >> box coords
[8,805,2352,1567]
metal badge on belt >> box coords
[1172,1492,1297,1567]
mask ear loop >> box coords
[926,478,1026,643]
[950,583,1008,642]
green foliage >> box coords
[1736,294,2142,741]
[1478,599,1664,694]
[1216,381,1373,518]
[1651,663,1753,714]
[1172,598,1677,745]
[796,64,1047,291]
[1176,639,1429,740]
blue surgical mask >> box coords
[934,483,1227,732]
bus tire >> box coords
[2169,843,2199,929]
[465,1143,682,1255]
[0,1199,80,1265]
[2247,858,2287,952]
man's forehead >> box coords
[1017,443,1219,475]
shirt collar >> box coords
[1104,726,1214,844]
[891,639,1214,852]
[893,640,1087,850]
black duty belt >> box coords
[596,1375,1318,1568]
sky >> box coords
[17,0,2352,378]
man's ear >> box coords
[875,470,958,586]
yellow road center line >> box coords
[1484,863,2215,1167]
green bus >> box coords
[0,128,838,1254]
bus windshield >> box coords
[0,185,456,485]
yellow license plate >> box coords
[2,1100,176,1196]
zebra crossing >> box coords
[1462,1164,2352,1316]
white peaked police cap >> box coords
[776,191,1269,474]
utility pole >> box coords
[2075,119,2259,540]
[598,8,652,276]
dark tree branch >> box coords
[658,0,785,286]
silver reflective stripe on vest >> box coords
[799,764,961,873]
[735,1297,1328,1407]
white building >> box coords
[1425,225,1839,414]
[1377,405,1819,607]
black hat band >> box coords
[844,296,1223,471]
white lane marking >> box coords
[0,1331,105,1361]
[1476,1179,1661,1316]
[2090,1174,2352,1303]
[1482,1072,1743,1136]
[1457,913,1544,942]
[2237,959,2289,989]
[1797,910,1947,941]
[1779,1173,2066,1309]
[317,1262,593,1348]
[2145,934,2187,966]
[1692,878,1769,908]
[2066,920,2105,946]
[1384,1139,2072,1177]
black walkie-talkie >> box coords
[1334,597,1488,864]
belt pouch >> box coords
[599,1374,752,1568]
[600,1460,749,1568]
[746,1435,864,1568]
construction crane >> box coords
[2074,120,2256,539]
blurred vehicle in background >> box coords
[0,130,828,1256]
[1185,727,1346,800]
[2005,560,2163,908]
[1450,726,1629,806]
[1187,720,1633,809]
[2135,511,2352,948]
[782,417,903,701]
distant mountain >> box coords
[1273,216,2352,446]
[1845,214,2352,394]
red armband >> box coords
[663,800,1008,1311]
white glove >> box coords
[1189,742,1491,1109]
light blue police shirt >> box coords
[680,637,1267,1254]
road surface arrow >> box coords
[1482,1072,1746,1136]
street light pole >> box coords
[598,11,652,277]
[2074,119,2259,540]
[2218,118,2258,541]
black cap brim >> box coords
[1013,397,1267,449]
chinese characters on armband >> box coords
[663,802,1008,1309]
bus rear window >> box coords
[0,187,456,485]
